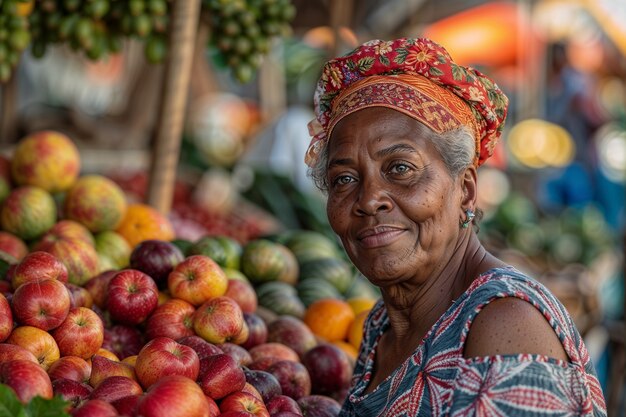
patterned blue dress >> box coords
[339,267,607,416]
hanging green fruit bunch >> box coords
[0,0,33,82]
[203,0,296,83]
[0,0,295,84]
[28,0,170,64]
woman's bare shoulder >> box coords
[463,296,569,361]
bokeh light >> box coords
[595,122,626,183]
[507,118,575,169]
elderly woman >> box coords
[305,38,606,416]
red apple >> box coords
[11,279,71,331]
[206,395,220,417]
[248,356,282,372]
[267,360,311,400]
[296,395,342,417]
[167,254,228,306]
[47,355,91,383]
[11,251,68,290]
[193,296,244,344]
[90,375,143,403]
[220,391,270,417]
[249,343,300,364]
[241,312,268,350]
[220,412,256,417]
[272,413,304,417]
[65,283,93,309]
[7,325,60,370]
[241,382,264,402]
[136,375,211,417]
[220,342,253,366]
[177,334,223,359]
[243,368,283,404]
[106,269,159,325]
[51,307,104,359]
[0,231,28,261]
[89,354,136,388]
[71,398,118,417]
[145,298,195,341]
[0,293,12,341]
[302,344,352,398]
[83,270,117,308]
[225,279,258,313]
[232,319,250,345]
[0,343,38,363]
[129,239,184,289]
[267,316,318,360]
[0,359,53,402]
[33,219,95,249]
[52,378,93,409]
[266,394,303,416]
[198,352,246,400]
[102,324,144,359]
[111,393,140,416]
[135,336,200,389]
[0,279,11,297]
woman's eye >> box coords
[333,175,355,186]
[389,163,411,175]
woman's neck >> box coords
[380,232,497,344]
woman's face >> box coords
[325,107,464,287]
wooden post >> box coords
[259,38,287,124]
[330,0,354,58]
[147,0,202,214]
[0,70,19,146]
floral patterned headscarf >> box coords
[305,38,509,168]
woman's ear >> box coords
[461,166,478,208]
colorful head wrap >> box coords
[305,38,509,168]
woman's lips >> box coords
[357,226,406,248]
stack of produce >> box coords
[0,130,380,417]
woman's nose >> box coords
[354,178,392,216]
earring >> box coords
[461,208,475,228]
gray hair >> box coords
[308,123,476,194]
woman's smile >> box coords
[356,225,407,249]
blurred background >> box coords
[0,0,624,414]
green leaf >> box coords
[393,47,408,64]
[429,66,444,77]
[451,64,465,81]
[0,385,24,417]
[357,57,374,73]
[378,54,390,66]
[24,396,70,417]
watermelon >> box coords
[296,278,343,307]
[240,239,298,285]
[256,281,305,318]
[188,235,242,270]
[283,230,342,264]
[299,257,356,294]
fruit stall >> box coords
[0,0,625,416]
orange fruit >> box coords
[348,309,370,349]
[332,340,358,362]
[303,298,355,342]
[346,297,377,315]
[115,203,175,249]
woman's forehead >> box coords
[330,107,432,146]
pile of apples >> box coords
[0,237,353,417]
